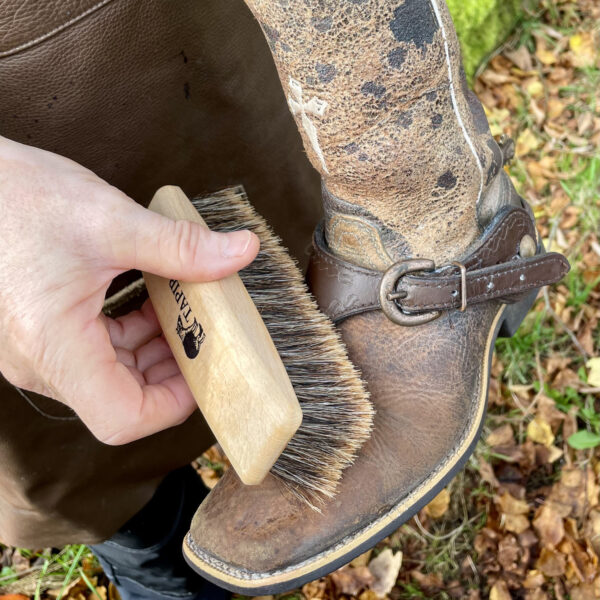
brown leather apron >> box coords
[0,0,319,547]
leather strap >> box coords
[307,206,570,324]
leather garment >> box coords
[0,0,319,547]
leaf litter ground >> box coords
[1,0,599,599]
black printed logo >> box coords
[169,280,206,359]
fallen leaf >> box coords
[505,45,534,71]
[496,491,530,515]
[487,424,515,446]
[302,579,327,600]
[505,513,530,534]
[537,547,566,577]
[479,457,500,488]
[586,357,600,387]
[569,32,597,68]
[527,417,555,447]
[523,569,546,589]
[330,565,374,596]
[410,570,443,592]
[368,549,402,597]
[533,504,565,546]
[489,580,512,600]
[536,36,557,65]
[0,596,30,600]
[351,549,373,568]
[516,128,541,157]
[424,488,450,519]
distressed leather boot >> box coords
[182,0,569,593]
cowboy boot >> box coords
[182,0,569,593]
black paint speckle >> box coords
[397,112,413,129]
[431,113,443,128]
[312,16,332,32]
[344,142,359,154]
[389,0,438,51]
[425,90,438,102]
[262,22,280,43]
[361,81,386,99]
[180,50,188,63]
[437,171,457,189]
[184,82,190,99]
[358,153,369,162]
[388,46,407,70]
[316,62,337,83]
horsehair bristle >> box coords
[192,186,373,509]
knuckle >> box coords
[173,220,207,268]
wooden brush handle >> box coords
[143,186,302,485]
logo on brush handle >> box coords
[169,279,206,359]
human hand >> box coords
[0,136,259,444]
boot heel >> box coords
[498,289,538,338]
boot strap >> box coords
[307,206,569,325]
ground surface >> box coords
[1,1,599,599]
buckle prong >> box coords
[379,259,441,326]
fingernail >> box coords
[221,230,252,258]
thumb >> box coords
[109,200,260,281]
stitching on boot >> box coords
[428,0,484,207]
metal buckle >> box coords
[379,259,441,326]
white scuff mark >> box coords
[288,77,330,174]
[429,0,484,203]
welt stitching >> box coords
[0,0,116,58]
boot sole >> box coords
[183,297,533,595]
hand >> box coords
[0,136,259,444]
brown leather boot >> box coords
[182,0,569,593]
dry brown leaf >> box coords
[487,424,515,447]
[479,457,500,488]
[537,547,566,577]
[505,45,534,71]
[0,596,30,600]
[424,488,450,519]
[505,513,531,534]
[525,589,549,600]
[533,504,565,546]
[497,491,530,515]
[330,565,374,596]
[410,570,443,591]
[368,549,402,598]
[302,579,327,600]
[523,569,546,589]
[569,584,596,600]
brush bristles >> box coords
[193,187,373,509]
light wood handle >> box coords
[142,186,302,485]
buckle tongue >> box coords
[379,259,441,326]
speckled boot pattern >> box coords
[244,0,514,264]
